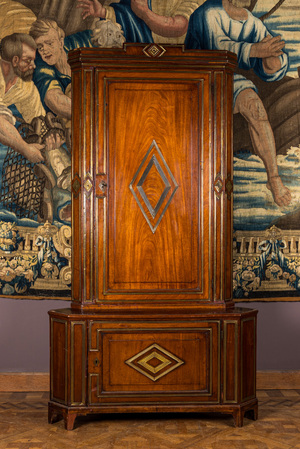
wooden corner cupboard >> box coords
[48,44,258,430]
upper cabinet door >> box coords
[105,78,208,297]
[70,46,236,311]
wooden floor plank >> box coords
[0,390,300,448]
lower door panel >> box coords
[88,322,220,405]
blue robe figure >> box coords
[32,3,154,112]
[107,0,153,43]
[33,30,94,112]
[184,0,288,104]
[32,30,98,225]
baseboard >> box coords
[1,371,300,391]
[257,370,300,390]
[0,373,49,392]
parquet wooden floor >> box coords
[0,390,300,448]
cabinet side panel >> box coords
[224,72,234,300]
[223,321,238,403]
[81,69,94,303]
[50,319,67,404]
[70,322,87,405]
[241,316,256,402]
[94,69,106,302]
[72,68,95,304]
[71,70,82,303]
[211,71,233,303]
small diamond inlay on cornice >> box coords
[143,44,166,58]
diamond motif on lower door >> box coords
[125,343,184,382]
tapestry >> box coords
[0,0,299,300]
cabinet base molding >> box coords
[48,399,258,431]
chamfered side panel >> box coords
[50,318,68,404]
[241,316,257,402]
[70,321,87,406]
[223,320,238,403]
[105,79,209,295]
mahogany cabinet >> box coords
[48,44,258,429]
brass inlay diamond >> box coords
[143,44,166,58]
[214,174,224,198]
[138,351,172,374]
[125,343,184,382]
[129,140,178,233]
[137,155,171,219]
[84,176,93,194]
[72,176,81,196]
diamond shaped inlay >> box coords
[214,174,224,199]
[137,156,171,219]
[129,140,178,233]
[72,175,81,196]
[143,44,166,58]
[138,351,172,374]
[84,175,93,195]
[125,343,184,382]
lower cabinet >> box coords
[48,308,258,430]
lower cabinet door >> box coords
[88,321,220,405]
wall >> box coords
[0,299,70,372]
[0,299,299,372]
[247,302,300,370]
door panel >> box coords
[88,321,220,405]
[105,80,210,295]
